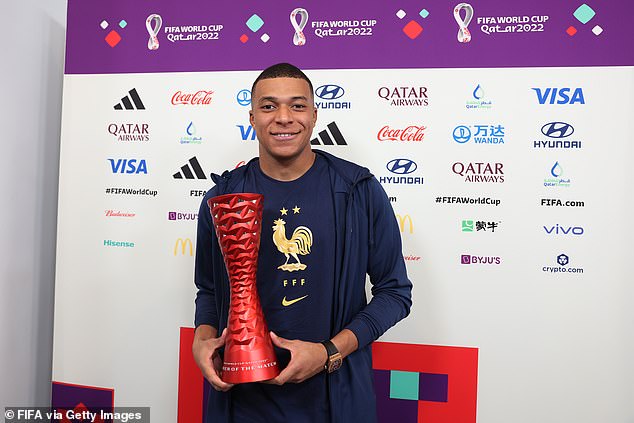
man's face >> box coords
[250,77,317,164]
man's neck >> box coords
[258,151,316,182]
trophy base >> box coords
[222,360,280,384]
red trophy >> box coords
[208,193,279,383]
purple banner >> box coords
[65,0,633,74]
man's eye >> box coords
[292,104,306,109]
[261,104,275,110]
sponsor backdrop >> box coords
[53,0,634,422]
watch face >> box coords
[328,356,342,373]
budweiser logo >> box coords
[171,90,214,105]
[378,125,427,142]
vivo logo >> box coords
[541,122,574,138]
[386,159,417,175]
[532,88,585,104]
[315,84,345,100]
[108,159,148,174]
[543,224,584,235]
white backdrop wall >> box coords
[52,1,634,422]
[1,0,67,411]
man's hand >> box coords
[265,331,328,385]
[192,326,234,392]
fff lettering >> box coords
[532,88,585,104]
[108,158,148,174]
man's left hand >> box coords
[264,331,327,385]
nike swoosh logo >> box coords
[282,295,308,307]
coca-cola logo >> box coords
[171,90,214,106]
[377,125,426,142]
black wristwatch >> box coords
[321,340,343,373]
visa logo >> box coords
[237,124,257,141]
[532,88,585,105]
[108,158,148,174]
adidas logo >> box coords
[114,88,146,110]
[173,157,207,179]
[310,122,347,145]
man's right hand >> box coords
[192,325,234,392]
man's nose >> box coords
[275,105,293,123]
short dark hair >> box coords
[251,63,314,100]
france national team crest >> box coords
[272,206,313,271]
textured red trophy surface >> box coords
[208,193,279,383]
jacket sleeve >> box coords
[345,178,413,349]
[194,192,219,329]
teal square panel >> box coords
[390,371,419,401]
[573,4,595,24]
[246,14,264,32]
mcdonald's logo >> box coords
[395,214,414,233]
[174,238,194,256]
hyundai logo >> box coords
[541,122,574,138]
[386,159,417,175]
[315,84,345,100]
[452,125,471,143]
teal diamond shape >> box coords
[119,19,127,29]
[390,371,419,401]
[419,9,430,19]
[573,4,595,24]
[246,14,264,32]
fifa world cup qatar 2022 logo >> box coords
[454,3,474,43]
[208,193,279,383]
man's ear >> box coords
[249,110,255,127]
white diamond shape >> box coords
[396,9,406,20]
[592,25,603,35]
[100,20,109,29]
[260,33,270,43]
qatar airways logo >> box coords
[378,125,426,142]
[452,162,504,183]
[378,86,429,107]
[171,90,214,106]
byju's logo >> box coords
[534,122,581,149]
[379,159,423,186]
[544,161,571,187]
[114,88,145,110]
[237,124,257,141]
[452,162,504,183]
[236,89,251,106]
[453,124,505,144]
[168,212,198,221]
[310,122,347,145]
[315,84,351,109]
[108,159,148,174]
[461,254,501,265]
[532,88,585,104]
[180,122,202,144]
[107,123,149,142]
[543,224,584,235]
[378,87,429,107]
[173,157,207,179]
[543,253,584,274]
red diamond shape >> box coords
[240,34,249,43]
[403,20,423,39]
[105,30,121,47]
[566,26,578,36]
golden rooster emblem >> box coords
[272,218,313,272]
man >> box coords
[193,63,412,422]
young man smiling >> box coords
[193,63,412,422]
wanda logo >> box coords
[171,90,214,105]
[377,125,426,142]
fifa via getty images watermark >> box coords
[4,407,149,423]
